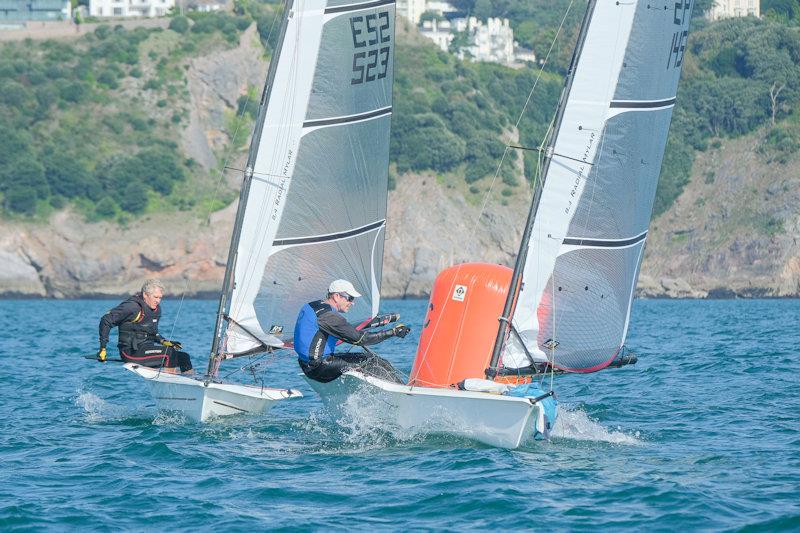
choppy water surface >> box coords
[1,298,798,530]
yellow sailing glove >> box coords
[160,339,182,350]
[97,347,107,362]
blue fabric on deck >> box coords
[505,383,558,435]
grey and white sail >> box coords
[501,0,693,371]
[220,0,396,356]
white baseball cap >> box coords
[329,279,362,298]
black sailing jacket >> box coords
[99,292,163,352]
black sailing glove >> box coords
[392,324,411,338]
[365,313,400,329]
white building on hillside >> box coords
[461,17,514,65]
[420,16,516,66]
[396,0,426,24]
[707,0,759,20]
[424,0,457,16]
[420,18,454,52]
[89,0,174,17]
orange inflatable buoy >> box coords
[409,263,512,388]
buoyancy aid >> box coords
[118,293,161,352]
[294,301,338,362]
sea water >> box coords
[0,298,798,530]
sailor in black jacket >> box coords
[97,279,193,374]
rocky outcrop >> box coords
[182,24,268,171]
[0,207,232,298]
[3,25,800,299]
[640,132,800,298]
[383,174,526,297]
[636,275,708,299]
[0,175,528,298]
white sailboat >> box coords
[125,0,399,420]
[309,0,694,448]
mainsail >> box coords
[212,0,396,358]
[499,0,693,372]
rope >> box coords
[166,2,288,340]
[513,0,574,131]
[411,3,576,386]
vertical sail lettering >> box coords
[667,1,690,69]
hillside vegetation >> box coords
[3,1,800,228]
[0,11,259,220]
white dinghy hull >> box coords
[124,363,302,422]
[306,371,549,449]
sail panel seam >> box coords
[609,97,676,109]
[562,231,647,248]
[303,106,392,129]
[273,219,385,246]
[324,0,395,15]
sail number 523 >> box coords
[350,12,391,85]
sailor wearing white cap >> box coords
[293,279,411,383]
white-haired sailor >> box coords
[294,279,410,383]
[97,278,193,374]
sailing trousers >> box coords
[299,352,402,384]
[121,341,193,372]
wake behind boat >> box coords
[306,370,555,449]
[126,0,400,417]
[306,0,693,448]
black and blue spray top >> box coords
[99,292,163,352]
[293,300,394,362]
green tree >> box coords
[117,181,148,213]
[474,0,493,20]
[5,185,37,214]
[94,196,119,218]
[419,10,443,24]
[169,15,190,33]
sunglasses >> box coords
[338,292,355,302]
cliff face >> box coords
[641,132,800,298]
[3,135,800,299]
[2,29,799,299]
[0,176,529,299]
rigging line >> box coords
[167,49,265,340]
[492,117,552,376]
[415,7,574,383]
[507,144,543,153]
[513,0,574,131]
[169,0,290,339]
[220,350,275,381]
[230,0,301,324]
[551,150,597,167]
[222,165,295,181]
[550,270,556,392]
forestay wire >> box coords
[412,1,575,386]
[166,2,288,344]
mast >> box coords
[206,0,295,378]
[487,0,597,378]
